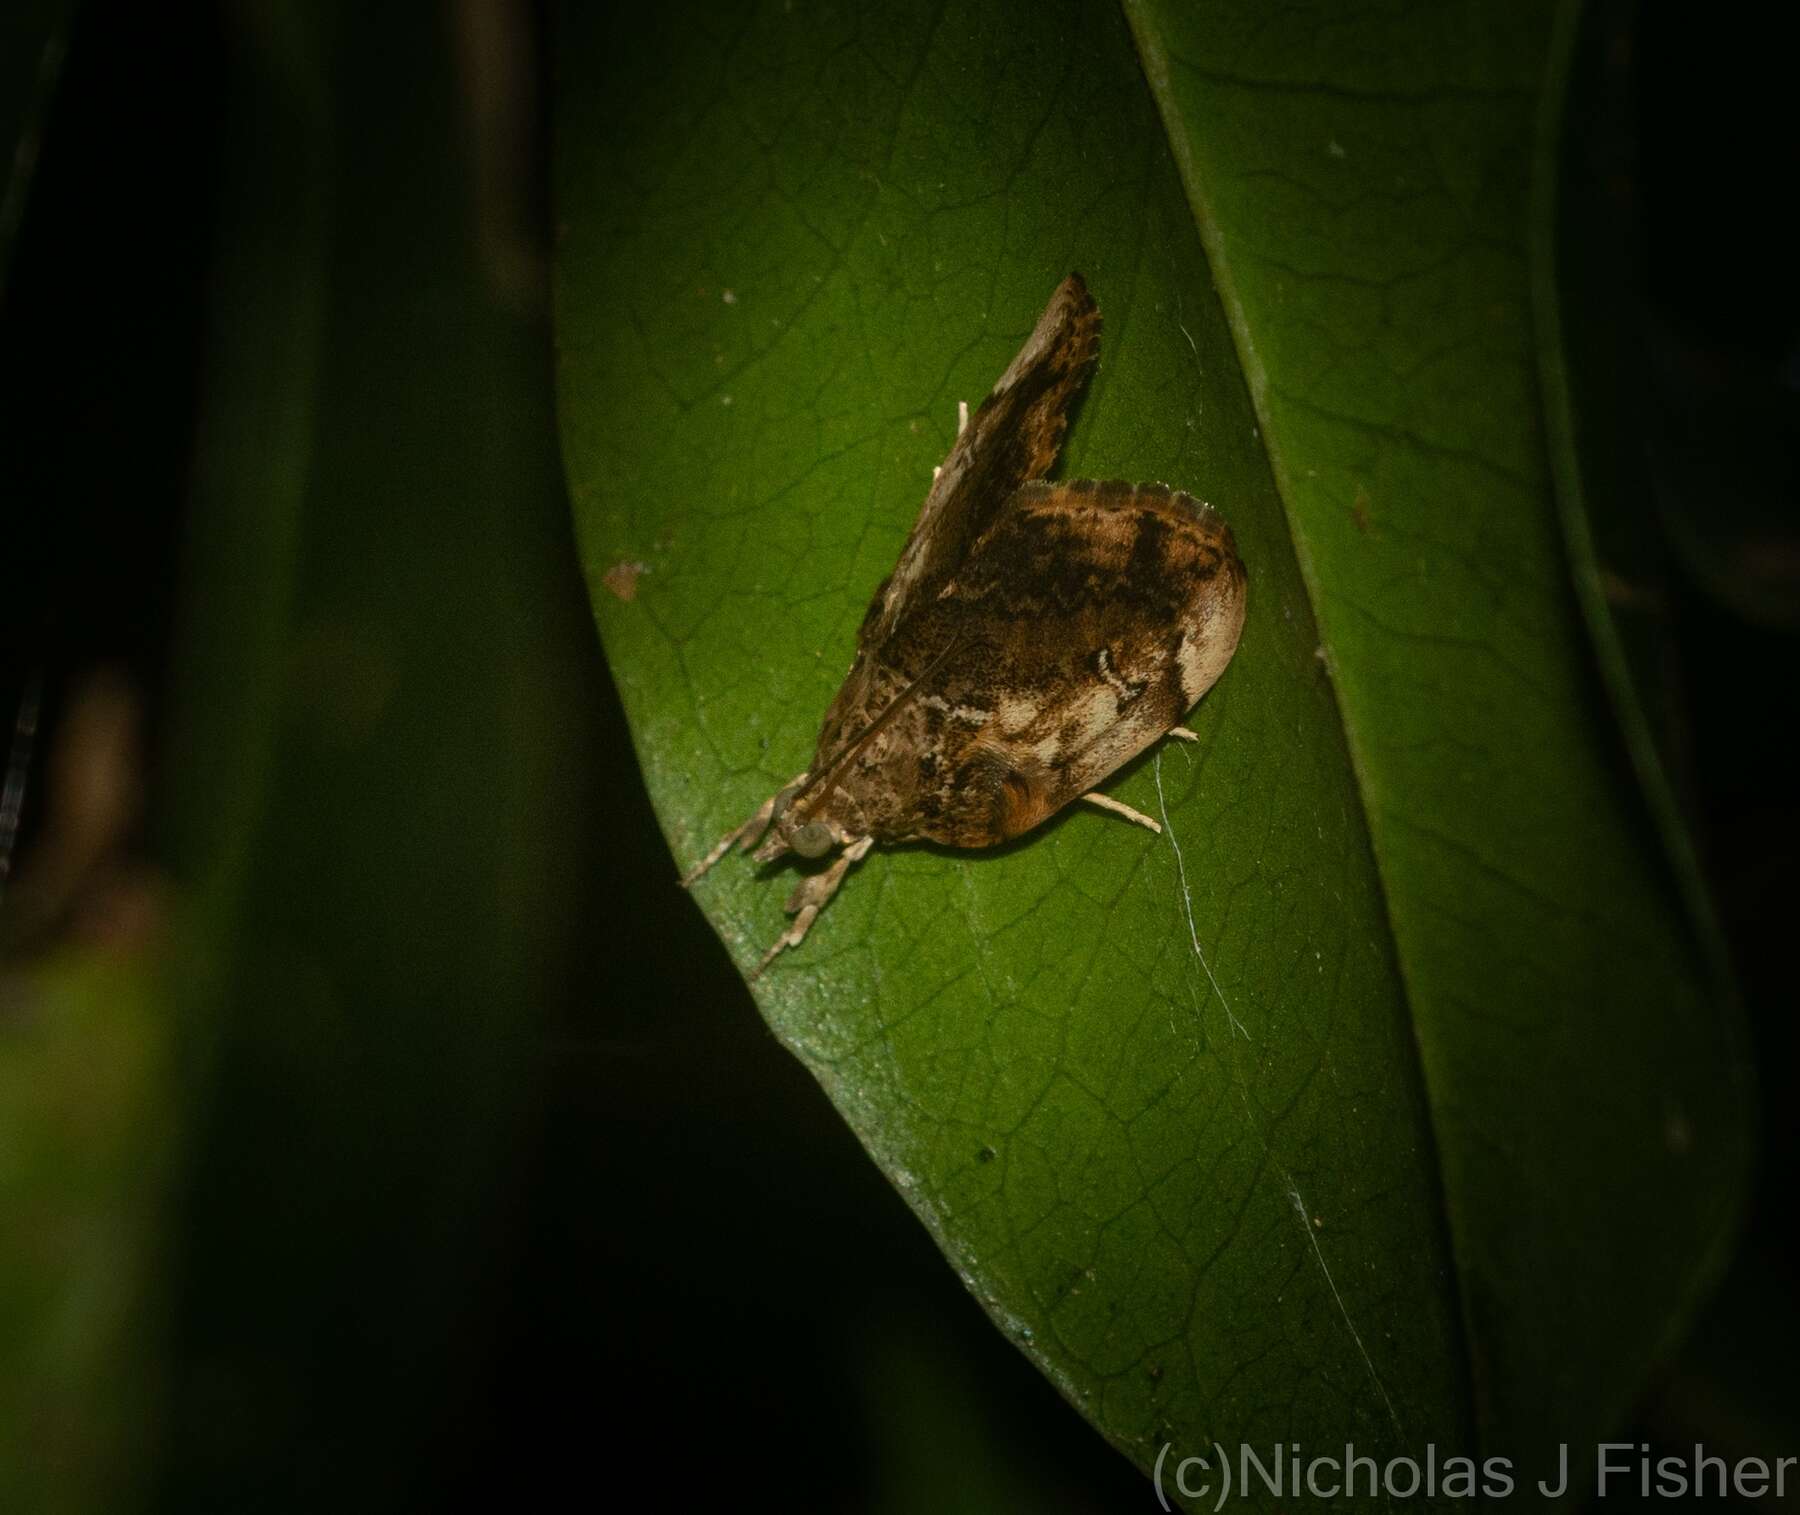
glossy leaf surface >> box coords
[556,0,1748,1495]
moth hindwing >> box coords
[683,273,1247,976]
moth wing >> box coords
[802,275,1100,784]
[897,480,1245,848]
[859,274,1100,652]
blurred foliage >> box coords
[0,952,175,1514]
[4,0,596,1506]
[0,0,75,284]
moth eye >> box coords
[789,821,835,858]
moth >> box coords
[684,273,1247,975]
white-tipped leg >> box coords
[680,772,808,887]
[1164,726,1200,743]
[749,835,874,979]
[1080,791,1162,834]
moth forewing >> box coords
[860,274,1101,652]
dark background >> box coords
[0,2,1793,1509]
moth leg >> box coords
[1079,791,1163,835]
[749,835,875,979]
[1164,727,1200,743]
[680,771,808,887]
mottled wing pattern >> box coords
[806,275,1100,778]
[864,274,1100,646]
[684,271,1252,973]
[850,481,1246,847]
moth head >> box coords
[769,782,837,857]
[788,820,835,858]
[751,782,854,864]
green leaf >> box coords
[555,0,1749,1497]
[0,951,178,1515]
[1124,0,1749,1480]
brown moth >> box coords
[684,273,1247,975]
